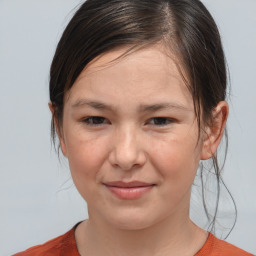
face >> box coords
[59,44,206,230]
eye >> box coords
[82,116,109,126]
[148,117,174,126]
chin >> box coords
[104,209,161,231]
[113,219,152,231]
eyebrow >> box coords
[71,99,190,112]
[72,99,114,110]
[138,103,190,112]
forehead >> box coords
[65,43,193,109]
[77,43,181,83]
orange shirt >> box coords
[14,225,254,256]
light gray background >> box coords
[0,0,255,255]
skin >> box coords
[50,43,228,256]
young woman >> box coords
[14,0,254,255]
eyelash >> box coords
[82,116,109,126]
[148,117,175,126]
[82,116,175,127]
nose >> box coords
[108,126,147,171]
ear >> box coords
[200,101,229,160]
[48,102,68,157]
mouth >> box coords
[103,181,155,200]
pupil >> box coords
[154,118,166,125]
[93,117,104,124]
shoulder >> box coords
[13,226,79,256]
[196,233,254,256]
[213,237,254,256]
[13,234,64,256]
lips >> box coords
[103,181,155,200]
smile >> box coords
[103,181,155,200]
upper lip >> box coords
[103,181,155,188]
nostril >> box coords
[108,147,147,170]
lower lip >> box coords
[105,185,154,200]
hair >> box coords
[49,0,236,237]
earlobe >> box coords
[48,102,68,157]
[48,102,55,115]
[59,138,68,157]
[200,101,229,160]
[200,127,213,160]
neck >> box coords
[75,208,207,256]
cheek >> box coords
[151,137,201,186]
[150,139,201,212]
[64,132,109,198]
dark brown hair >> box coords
[49,0,236,237]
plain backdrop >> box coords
[0,0,255,255]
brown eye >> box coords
[83,116,108,126]
[148,117,173,126]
